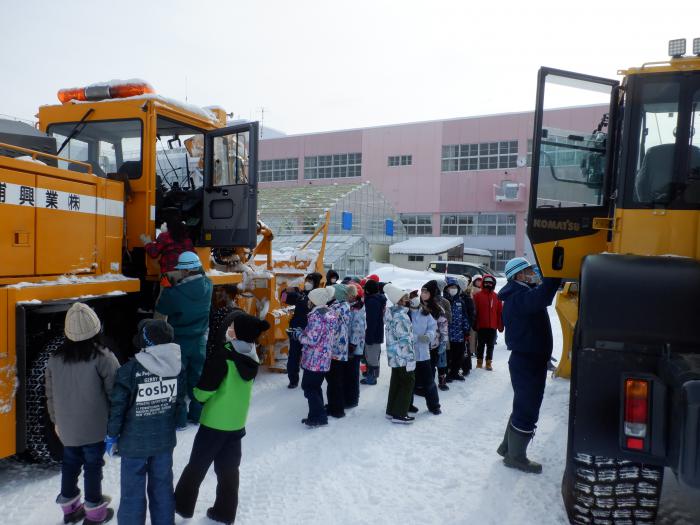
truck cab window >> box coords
[212,131,249,186]
[48,120,142,178]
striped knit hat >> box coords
[504,257,532,280]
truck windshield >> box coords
[628,73,700,208]
[48,119,142,178]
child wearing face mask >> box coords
[282,272,323,389]
[326,269,340,286]
[444,277,473,381]
[383,284,417,424]
[343,282,366,408]
[473,274,504,371]
[408,288,441,415]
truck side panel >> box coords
[0,288,16,459]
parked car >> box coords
[426,260,503,279]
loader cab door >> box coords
[528,67,619,279]
[201,122,259,248]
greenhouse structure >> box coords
[258,182,407,269]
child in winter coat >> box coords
[383,283,417,424]
[326,284,353,418]
[424,280,451,391]
[408,289,441,415]
[142,213,194,274]
[299,287,339,428]
[343,282,366,408]
[46,302,119,525]
[175,313,270,523]
[106,319,184,525]
[444,277,474,381]
[473,274,504,371]
[282,271,323,389]
[361,278,386,385]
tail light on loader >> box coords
[624,378,649,450]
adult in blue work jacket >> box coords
[156,251,213,428]
[496,257,561,474]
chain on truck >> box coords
[529,39,700,524]
[0,80,327,464]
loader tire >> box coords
[564,452,663,525]
[25,336,64,464]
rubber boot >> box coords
[56,493,85,524]
[476,359,483,369]
[83,496,114,524]
[485,360,493,371]
[503,425,542,474]
[496,417,511,457]
[438,374,450,391]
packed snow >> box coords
[0,262,578,525]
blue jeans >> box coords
[118,451,175,525]
[61,442,105,505]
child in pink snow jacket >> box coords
[299,287,339,427]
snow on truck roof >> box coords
[389,237,463,255]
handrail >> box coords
[0,142,93,174]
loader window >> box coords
[155,118,204,191]
[48,119,142,178]
[533,74,613,209]
[627,74,700,208]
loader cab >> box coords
[528,56,700,279]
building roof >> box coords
[389,237,463,255]
[464,247,493,257]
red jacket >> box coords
[145,231,194,273]
[473,289,504,332]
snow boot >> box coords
[360,366,377,385]
[485,360,493,371]
[83,496,114,524]
[476,359,483,369]
[438,375,450,391]
[503,425,542,474]
[207,507,234,524]
[56,493,85,524]
[408,405,419,413]
[496,417,511,457]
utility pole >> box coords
[258,106,266,139]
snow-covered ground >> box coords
[0,263,572,525]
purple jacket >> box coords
[300,306,339,372]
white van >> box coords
[426,260,502,279]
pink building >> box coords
[259,106,603,271]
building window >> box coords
[304,153,362,179]
[259,158,299,182]
[491,250,515,272]
[388,155,412,167]
[408,255,424,262]
[527,138,591,168]
[441,140,517,172]
[440,213,516,236]
[400,214,432,235]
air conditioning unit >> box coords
[494,180,525,202]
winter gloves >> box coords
[104,435,118,456]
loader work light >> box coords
[57,80,155,103]
[668,38,686,58]
[694,37,700,56]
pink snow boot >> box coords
[56,493,85,524]
[83,496,114,524]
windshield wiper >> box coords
[56,108,95,155]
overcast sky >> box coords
[2,0,699,135]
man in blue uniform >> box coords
[497,257,561,474]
